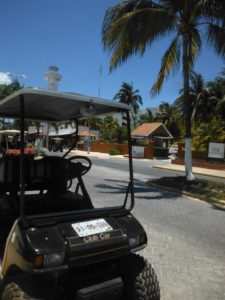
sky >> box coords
[0,0,224,109]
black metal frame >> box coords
[18,99,135,219]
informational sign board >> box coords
[208,142,225,159]
[132,146,145,158]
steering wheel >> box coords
[67,155,92,178]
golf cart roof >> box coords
[0,88,130,121]
[0,129,21,135]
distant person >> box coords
[35,135,43,155]
[86,139,92,154]
[11,136,18,149]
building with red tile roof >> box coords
[132,122,173,148]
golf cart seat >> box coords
[0,156,67,194]
[0,155,93,217]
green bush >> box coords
[109,148,121,155]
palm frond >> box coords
[188,28,202,68]
[206,22,225,60]
[151,35,180,96]
[102,1,175,71]
[199,0,225,20]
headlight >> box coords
[129,233,147,251]
[44,252,65,268]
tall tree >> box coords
[102,115,119,142]
[0,80,22,100]
[155,102,173,126]
[113,82,142,126]
[0,80,23,129]
[139,108,154,124]
[207,70,225,121]
[102,0,225,180]
[189,72,216,126]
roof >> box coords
[131,122,173,138]
[0,129,21,135]
[49,128,76,136]
[78,131,96,137]
[0,88,130,122]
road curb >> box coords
[147,181,225,207]
[153,165,225,179]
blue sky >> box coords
[0,0,224,109]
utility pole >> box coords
[98,65,102,98]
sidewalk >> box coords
[69,149,125,159]
[153,163,225,179]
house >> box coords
[131,122,173,148]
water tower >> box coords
[44,66,62,148]
[44,65,61,91]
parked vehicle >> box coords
[0,88,160,300]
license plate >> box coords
[72,218,113,237]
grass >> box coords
[147,176,225,205]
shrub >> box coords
[109,148,121,155]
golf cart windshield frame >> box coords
[0,89,135,220]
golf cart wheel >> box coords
[119,254,160,300]
[2,282,40,300]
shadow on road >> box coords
[210,203,225,212]
[95,178,178,201]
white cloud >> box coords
[0,72,13,85]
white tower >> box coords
[44,65,61,91]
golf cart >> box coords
[0,88,160,300]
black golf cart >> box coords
[0,88,160,300]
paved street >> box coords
[78,157,225,300]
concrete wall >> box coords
[79,140,155,159]
[177,142,207,159]
[174,142,225,170]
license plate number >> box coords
[72,218,113,237]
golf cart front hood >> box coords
[25,214,146,268]
[58,217,130,266]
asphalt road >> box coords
[80,157,225,300]
[91,157,225,183]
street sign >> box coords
[208,142,225,159]
[132,146,144,158]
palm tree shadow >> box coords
[210,203,225,212]
[95,178,177,201]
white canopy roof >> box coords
[0,88,130,122]
[49,128,76,137]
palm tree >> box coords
[207,70,225,121]
[0,80,22,129]
[102,0,225,180]
[192,118,225,151]
[0,80,22,100]
[139,107,154,124]
[81,118,103,130]
[113,82,142,126]
[189,72,217,126]
[102,115,119,141]
[154,102,173,126]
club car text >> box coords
[83,233,111,243]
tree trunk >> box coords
[182,34,195,181]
